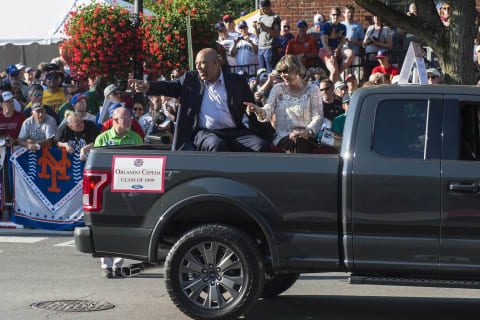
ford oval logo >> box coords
[131,184,144,190]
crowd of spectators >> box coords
[215,1,480,86]
[0,59,179,161]
[0,0,478,161]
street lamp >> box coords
[132,0,143,80]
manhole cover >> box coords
[31,300,115,312]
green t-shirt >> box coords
[57,102,74,121]
[94,127,143,147]
[332,113,346,135]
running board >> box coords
[349,275,480,289]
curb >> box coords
[0,228,74,236]
[0,221,23,229]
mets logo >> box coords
[11,146,84,212]
[38,147,71,193]
[134,159,144,167]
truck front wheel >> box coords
[164,224,265,320]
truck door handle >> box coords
[449,182,478,194]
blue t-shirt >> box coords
[341,22,365,55]
[277,33,295,56]
[320,22,347,49]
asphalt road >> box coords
[1,229,480,320]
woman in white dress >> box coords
[245,55,323,153]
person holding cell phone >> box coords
[230,20,259,76]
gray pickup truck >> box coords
[75,85,480,320]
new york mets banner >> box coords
[10,146,85,230]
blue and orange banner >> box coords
[9,146,85,230]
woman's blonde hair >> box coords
[65,110,82,124]
[275,55,307,79]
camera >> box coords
[116,79,127,92]
[366,36,378,45]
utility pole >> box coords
[133,0,144,80]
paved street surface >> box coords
[1,229,480,320]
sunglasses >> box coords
[428,75,439,79]
[33,92,43,97]
[47,75,59,80]
[133,107,143,111]
[320,87,332,91]
[224,19,233,23]
[283,25,290,28]
[331,13,340,16]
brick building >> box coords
[270,0,480,31]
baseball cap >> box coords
[6,64,19,77]
[256,68,268,77]
[248,77,256,85]
[214,22,225,30]
[44,63,60,73]
[15,63,25,70]
[297,20,308,28]
[71,93,86,105]
[31,102,44,112]
[314,14,324,25]
[108,102,126,117]
[25,67,33,73]
[240,11,247,17]
[258,72,269,81]
[436,2,444,10]
[426,68,441,78]
[376,49,390,58]
[238,20,248,29]
[334,81,347,90]
[104,84,119,97]
[223,14,233,22]
[1,91,14,102]
[342,93,351,104]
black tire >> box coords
[261,273,300,298]
[164,224,265,320]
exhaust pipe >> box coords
[121,262,148,277]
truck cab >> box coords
[76,85,480,320]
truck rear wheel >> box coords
[164,224,265,320]
[261,272,300,298]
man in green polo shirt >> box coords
[93,105,142,278]
[94,105,143,147]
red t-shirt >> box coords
[371,65,399,78]
[101,118,145,140]
[0,111,27,138]
[285,35,318,67]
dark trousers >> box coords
[193,128,269,152]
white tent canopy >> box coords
[0,0,153,46]
[0,0,153,70]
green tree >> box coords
[354,0,476,84]
[126,0,255,21]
